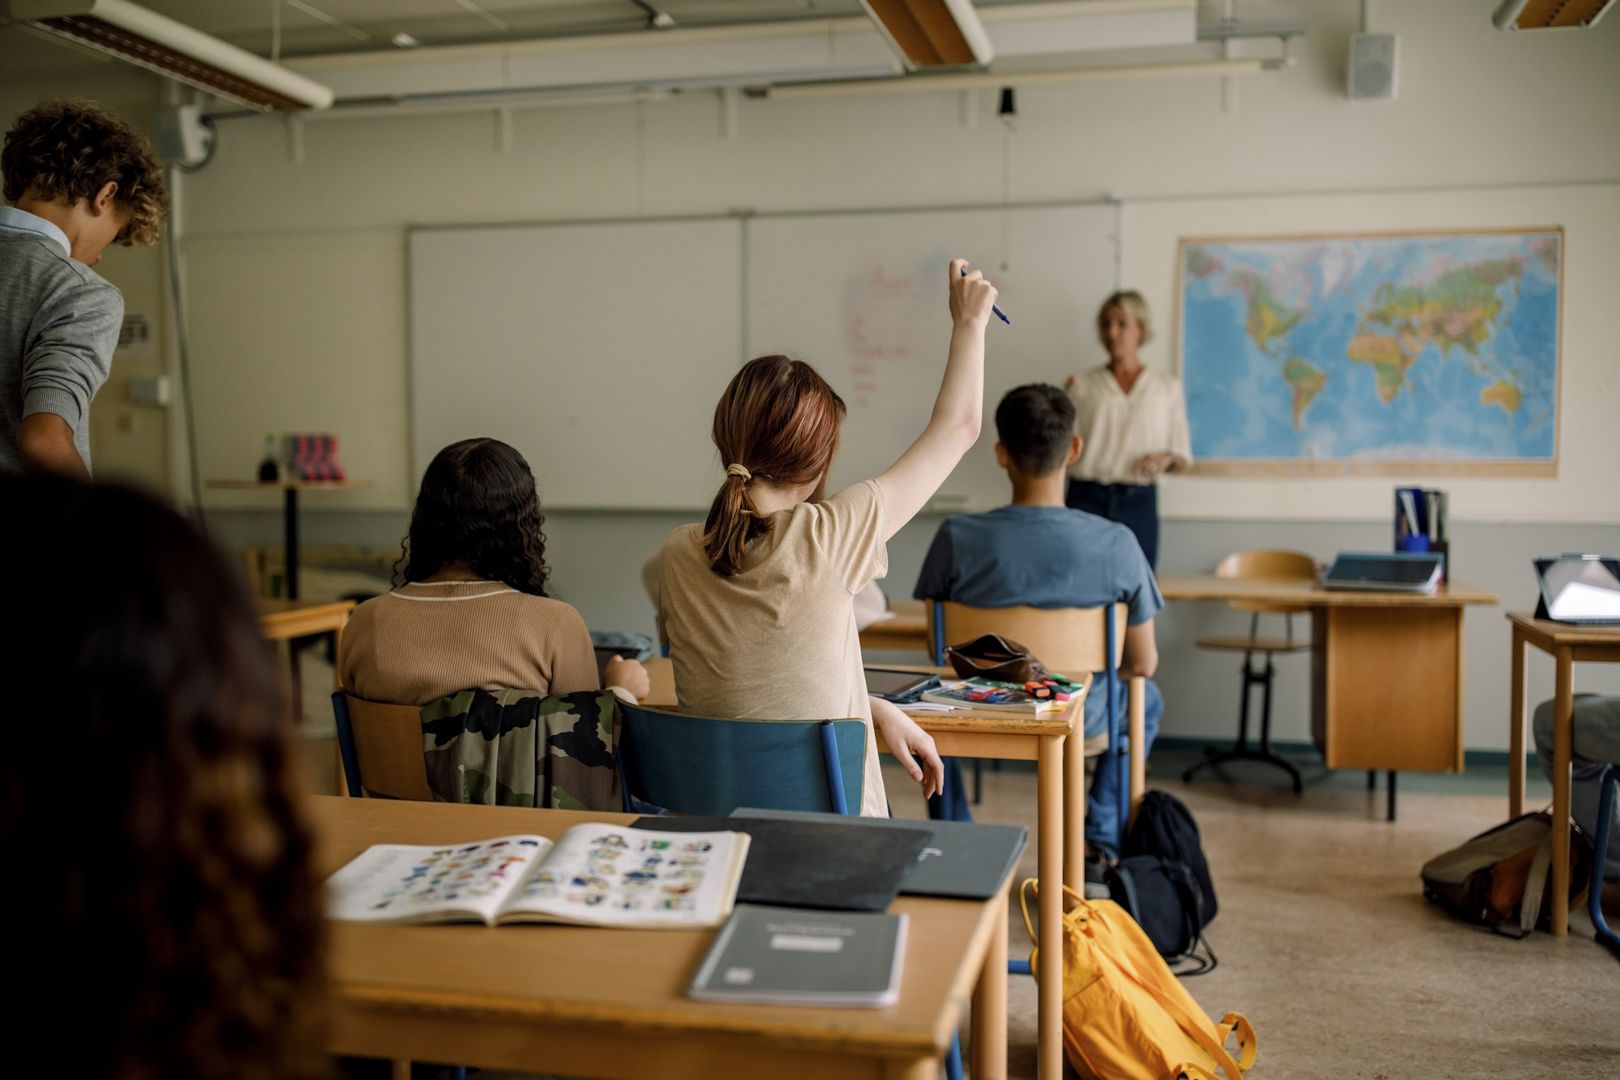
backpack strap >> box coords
[1519,827,1555,935]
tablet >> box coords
[863,667,940,703]
[1534,554,1620,625]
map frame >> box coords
[1175,226,1563,478]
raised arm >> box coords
[873,259,997,541]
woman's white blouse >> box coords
[1065,365,1194,486]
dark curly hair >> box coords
[396,437,551,595]
[0,473,326,1080]
[3,98,168,246]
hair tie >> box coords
[725,463,752,482]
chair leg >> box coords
[972,758,983,805]
[945,1030,964,1080]
[1367,770,1377,791]
[1590,766,1618,955]
[1182,652,1304,791]
[1386,771,1397,823]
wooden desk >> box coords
[314,797,1010,1080]
[1505,612,1620,937]
[1160,576,1498,817]
[860,600,930,655]
[643,657,1073,1080]
[208,479,372,599]
[259,597,356,642]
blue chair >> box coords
[1592,765,1619,956]
[616,702,866,815]
[615,702,967,1080]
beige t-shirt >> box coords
[339,580,600,706]
[657,479,890,817]
[1066,364,1194,485]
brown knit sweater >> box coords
[338,580,601,706]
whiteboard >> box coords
[747,205,1118,510]
[409,218,743,508]
[408,204,1116,510]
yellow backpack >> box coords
[1021,881,1257,1080]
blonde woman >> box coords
[1063,290,1192,569]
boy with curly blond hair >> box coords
[1,99,166,475]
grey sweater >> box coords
[0,215,122,473]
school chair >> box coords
[616,703,866,815]
[330,693,434,800]
[1593,765,1619,956]
[1183,549,1316,793]
[929,600,1141,849]
[615,701,966,1080]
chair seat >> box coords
[1196,634,1309,653]
[1083,730,1110,757]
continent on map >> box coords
[1282,357,1327,430]
[1352,258,1527,402]
[1480,381,1523,414]
[1230,268,1305,355]
[1185,245,1223,278]
[1346,330,1415,404]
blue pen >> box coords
[961,265,1011,325]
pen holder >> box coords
[1398,535,1430,554]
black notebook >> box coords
[735,807,1027,900]
[689,903,907,1007]
[630,815,929,912]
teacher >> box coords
[1063,290,1191,570]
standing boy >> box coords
[1,99,166,475]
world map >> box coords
[1179,231,1560,469]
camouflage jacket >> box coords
[420,688,621,811]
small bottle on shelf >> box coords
[257,433,280,483]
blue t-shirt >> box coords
[912,504,1163,625]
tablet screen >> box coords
[864,668,937,701]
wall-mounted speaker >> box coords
[1347,33,1399,102]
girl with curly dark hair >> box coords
[1,472,326,1080]
[341,437,648,704]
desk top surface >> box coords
[313,796,993,1056]
[1506,611,1620,649]
[641,657,1075,736]
[207,479,373,491]
[1157,574,1498,608]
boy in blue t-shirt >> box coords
[914,383,1164,857]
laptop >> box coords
[1533,554,1620,625]
[1321,552,1444,594]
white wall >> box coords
[174,0,1620,520]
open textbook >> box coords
[326,823,750,928]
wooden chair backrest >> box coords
[931,601,1127,676]
[344,696,435,801]
[1215,549,1317,615]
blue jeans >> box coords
[1066,479,1159,570]
[929,677,1163,857]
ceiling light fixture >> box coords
[861,0,993,68]
[8,0,334,110]
[1492,0,1615,28]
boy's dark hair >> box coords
[3,99,167,246]
[995,383,1077,476]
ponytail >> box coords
[700,355,846,577]
[702,465,767,577]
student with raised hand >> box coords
[657,259,996,815]
[3,472,325,1080]
[341,437,650,704]
[1,100,167,475]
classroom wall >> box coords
[8,0,1619,750]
